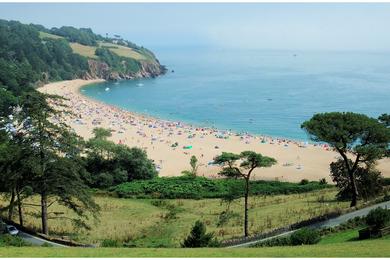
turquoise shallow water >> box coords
[82,47,390,141]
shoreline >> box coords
[81,80,310,144]
[38,79,390,182]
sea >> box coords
[82,46,390,141]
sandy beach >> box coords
[38,79,390,182]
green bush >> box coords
[290,228,321,245]
[101,239,122,247]
[300,179,309,185]
[365,208,390,229]
[252,236,291,247]
[113,176,331,199]
[181,221,219,248]
[383,178,390,186]
[319,178,327,185]
[0,234,31,247]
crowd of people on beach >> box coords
[48,87,334,175]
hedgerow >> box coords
[112,176,332,199]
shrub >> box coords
[290,228,321,245]
[330,160,384,201]
[319,178,327,185]
[114,176,331,199]
[0,234,31,247]
[382,178,390,186]
[217,210,239,227]
[252,236,291,247]
[365,208,390,229]
[101,239,122,247]
[181,221,219,248]
[300,179,309,185]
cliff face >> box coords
[83,59,166,81]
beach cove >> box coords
[38,79,390,182]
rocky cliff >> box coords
[83,59,166,81]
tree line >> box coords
[0,91,157,235]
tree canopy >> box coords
[302,112,390,207]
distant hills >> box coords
[0,19,166,96]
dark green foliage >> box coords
[300,179,309,185]
[319,178,328,185]
[85,128,157,188]
[252,235,291,247]
[290,228,321,245]
[302,112,390,207]
[0,19,89,96]
[95,47,140,74]
[101,239,122,247]
[365,208,390,229]
[383,178,390,186]
[253,228,321,247]
[113,176,331,199]
[378,114,390,128]
[181,221,219,248]
[0,234,31,247]
[330,159,384,201]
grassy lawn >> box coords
[319,227,390,245]
[2,188,350,247]
[0,240,389,257]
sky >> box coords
[1,3,390,51]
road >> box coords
[18,231,67,247]
[228,200,390,248]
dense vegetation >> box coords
[113,176,331,199]
[0,19,88,96]
[95,47,141,74]
[84,128,157,188]
[302,112,390,207]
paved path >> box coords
[18,231,67,247]
[228,200,390,248]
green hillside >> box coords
[0,19,165,100]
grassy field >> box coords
[38,31,64,40]
[99,42,149,60]
[0,239,390,257]
[38,31,150,61]
[68,41,150,61]
[69,42,99,59]
[2,188,350,247]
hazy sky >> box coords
[1,3,390,51]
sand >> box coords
[38,79,390,182]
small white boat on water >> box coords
[137,83,144,87]
[105,87,110,91]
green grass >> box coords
[319,227,390,245]
[0,240,390,257]
[2,188,349,247]
[69,43,99,59]
[39,31,64,40]
[67,41,151,61]
[99,42,149,60]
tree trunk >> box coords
[244,177,250,237]
[41,193,49,235]
[349,171,358,207]
[8,189,15,221]
[16,190,23,226]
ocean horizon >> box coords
[82,46,390,141]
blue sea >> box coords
[82,47,390,141]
